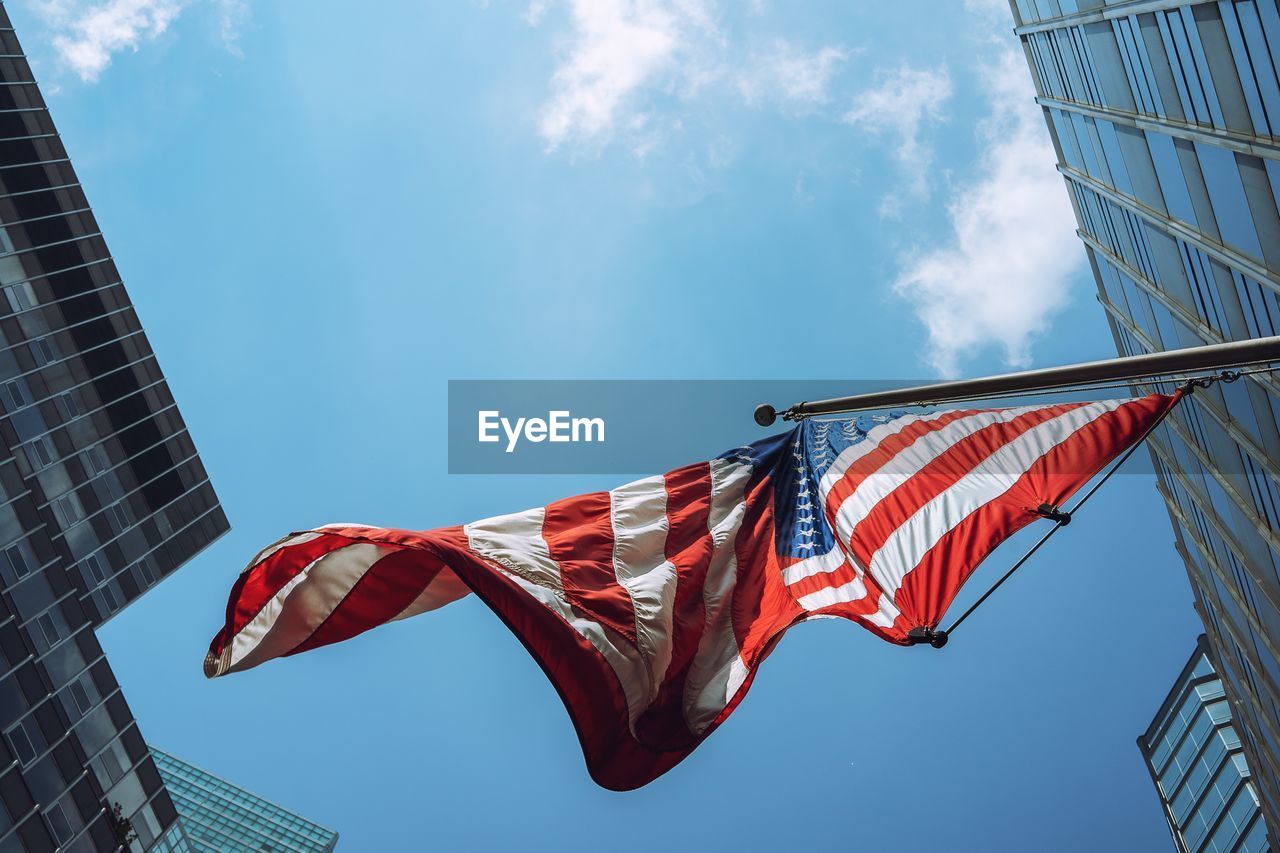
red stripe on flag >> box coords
[731,473,802,669]
[809,582,907,643]
[634,463,714,750]
[783,560,860,601]
[288,547,448,656]
[821,409,979,525]
[845,401,1089,568]
[432,534,684,791]
[218,533,351,647]
[543,491,636,644]
[890,394,1177,632]
[206,526,470,670]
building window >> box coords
[4,380,25,409]
[1233,271,1280,339]
[83,444,109,476]
[110,502,131,532]
[44,802,72,845]
[99,744,123,784]
[30,336,56,366]
[1219,1,1280,137]
[5,545,29,579]
[27,435,54,469]
[99,584,118,615]
[6,720,37,766]
[3,283,32,312]
[1195,142,1264,260]
[52,494,83,528]
[56,392,78,421]
[138,557,156,585]
[36,613,59,648]
[68,679,92,716]
[83,553,105,585]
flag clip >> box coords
[1035,503,1072,525]
[906,627,949,649]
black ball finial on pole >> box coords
[753,404,777,427]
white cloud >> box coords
[738,41,849,108]
[213,0,250,55]
[29,0,249,83]
[525,0,553,26]
[41,0,186,82]
[892,47,1083,376]
[843,64,951,214]
[538,0,710,150]
[533,0,847,152]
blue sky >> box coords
[8,0,1206,849]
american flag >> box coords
[206,392,1178,789]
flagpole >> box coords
[753,336,1280,426]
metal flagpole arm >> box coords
[752,336,1280,425]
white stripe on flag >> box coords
[465,508,650,726]
[817,412,948,499]
[243,530,325,573]
[796,572,861,610]
[831,404,1047,545]
[795,577,899,626]
[391,567,473,621]
[867,400,1123,600]
[610,475,679,703]
[683,458,753,734]
[781,547,850,585]
[228,542,389,672]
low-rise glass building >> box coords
[1139,636,1270,852]
[151,749,337,853]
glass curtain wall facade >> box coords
[151,750,338,853]
[0,2,230,850]
[1140,636,1270,852]
[1009,0,1280,841]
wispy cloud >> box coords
[213,0,250,57]
[528,0,1077,374]
[538,0,708,150]
[738,41,850,108]
[963,0,1016,19]
[39,0,187,82]
[531,0,848,152]
[843,64,952,215]
[892,46,1083,376]
[525,0,553,27]
[28,0,249,83]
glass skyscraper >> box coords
[151,750,337,853]
[1010,0,1280,840]
[0,2,230,850]
[1140,636,1270,852]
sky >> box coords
[4,0,1208,849]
